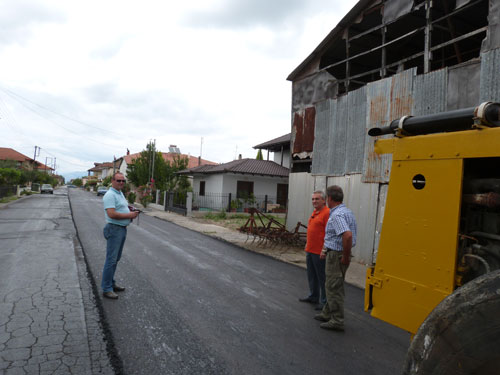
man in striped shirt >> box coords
[314,185,357,331]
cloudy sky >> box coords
[0,0,357,180]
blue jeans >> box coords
[101,223,127,292]
[306,252,326,304]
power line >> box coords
[0,86,124,136]
[1,89,123,149]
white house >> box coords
[178,158,289,212]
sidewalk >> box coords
[145,204,367,289]
[0,193,113,374]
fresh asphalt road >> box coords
[69,188,410,375]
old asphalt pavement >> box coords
[0,189,113,374]
[0,190,368,374]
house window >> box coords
[199,181,206,196]
[236,181,253,199]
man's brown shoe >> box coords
[113,285,125,292]
[314,314,330,322]
[320,321,345,331]
[103,291,119,299]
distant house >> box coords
[87,161,119,180]
[253,133,290,167]
[118,148,217,179]
[178,158,289,212]
[0,147,53,172]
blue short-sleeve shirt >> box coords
[103,187,131,226]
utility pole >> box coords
[32,146,40,186]
[151,139,156,188]
[33,146,40,163]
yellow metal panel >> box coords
[375,127,500,160]
[370,158,463,334]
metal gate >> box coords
[164,191,187,215]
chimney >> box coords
[198,156,201,166]
[127,148,130,155]
[238,154,242,160]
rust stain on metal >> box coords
[292,112,304,154]
[370,95,388,125]
[303,106,316,152]
[389,75,414,120]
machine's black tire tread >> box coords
[403,269,500,374]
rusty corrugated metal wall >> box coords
[412,68,447,116]
[311,100,332,174]
[310,64,484,183]
[346,86,367,173]
[311,88,367,176]
[362,69,416,183]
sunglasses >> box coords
[115,179,126,183]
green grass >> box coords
[0,195,18,204]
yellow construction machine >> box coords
[365,102,500,374]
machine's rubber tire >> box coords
[403,269,500,375]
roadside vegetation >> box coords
[0,160,59,187]
[197,212,286,231]
[0,195,18,204]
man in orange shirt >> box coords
[299,190,330,309]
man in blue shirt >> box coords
[101,172,138,299]
[314,185,357,331]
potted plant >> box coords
[230,199,243,212]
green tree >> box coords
[127,142,168,190]
[72,178,83,187]
[102,176,112,186]
[256,149,263,160]
[0,160,18,169]
[0,168,21,185]
[165,154,191,192]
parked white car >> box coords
[40,184,54,194]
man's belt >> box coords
[326,247,342,252]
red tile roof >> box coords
[0,147,32,162]
[0,147,53,170]
[178,158,289,177]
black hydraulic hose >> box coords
[368,102,500,137]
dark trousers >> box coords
[306,252,326,304]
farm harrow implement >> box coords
[239,208,307,247]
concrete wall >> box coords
[286,172,315,232]
[193,174,223,195]
[221,173,288,198]
[192,173,288,199]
